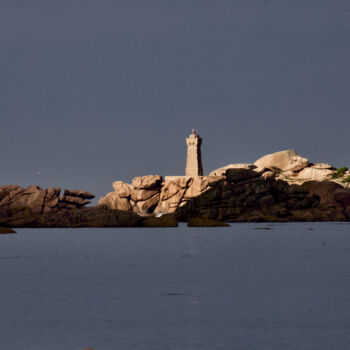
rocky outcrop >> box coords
[296,164,334,181]
[254,150,309,172]
[99,175,164,215]
[99,150,349,222]
[0,206,142,228]
[157,176,223,214]
[0,185,94,214]
[112,181,132,197]
[226,168,260,182]
[63,189,94,199]
[209,151,338,185]
[0,149,348,226]
[0,206,177,228]
[59,189,94,209]
[334,189,350,208]
[0,185,46,213]
[0,227,16,234]
[132,175,163,189]
[175,176,350,222]
[99,175,224,216]
[99,192,132,211]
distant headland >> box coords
[1,131,349,228]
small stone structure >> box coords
[186,130,203,176]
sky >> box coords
[1,0,349,200]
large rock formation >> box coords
[0,185,94,214]
[3,150,346,226]
[132,175,163,189]
[254,150,309,172]
[0,205,178,228]
[211,150,349,188]
[0,206,144,228]
[99,150,350,222]
[99,176,162,214]
[99,175,224,215]
[175,174,350,222]
[296,164,334,181]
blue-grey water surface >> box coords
[1,223,350,350]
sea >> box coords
[1,223,350,350]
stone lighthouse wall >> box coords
[186,132,203,176]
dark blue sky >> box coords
[1,0,349,199]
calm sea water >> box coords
[1,223,350,350]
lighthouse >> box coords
[186,129,203,176]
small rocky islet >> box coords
[0,149,349,228]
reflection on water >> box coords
[0,223,350,350]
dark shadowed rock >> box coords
[60,195,91,207]
[346,207,350,218]
[334,188,350,208]
[301,181,343,205]
[142,215,178,227]
[226,168,259,183]
[174,174,349,223]
[259,195,275,208]
[187,218,229,227]
[0,227,16,234]
[135,193,160,214]
[0,206,144,228]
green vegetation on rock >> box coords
[332,167,348,179]
[341,176,350,184]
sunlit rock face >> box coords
[99,175,162,215]
[131,175,163,189]
[254,150,309,172]
[112,181,132,198]
[0,185,94,214]
[99,175,223,216]
[297,165,334,181]
[98,192,132,211]
[156,176,223,214]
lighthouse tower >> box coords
[186,129,203,176]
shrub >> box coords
[341,176,350,184]
[332,167,348,179]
